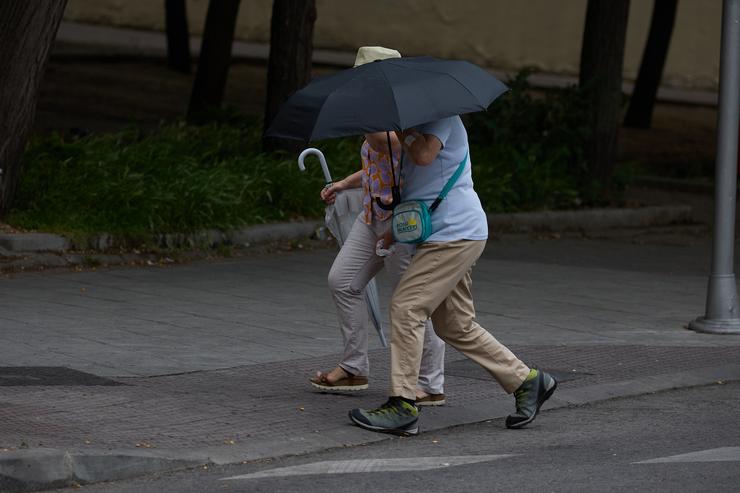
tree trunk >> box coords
[0,1,67,217]
[187,0,241,123]
[262,0,317,152]
[624,0,678,128]
[165,0,192,74]
[579,0,631,191]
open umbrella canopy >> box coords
[266,56,508,142]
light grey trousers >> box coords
[328,215,445,394]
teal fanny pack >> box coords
[392,152,468,244]
[391,200,433,244]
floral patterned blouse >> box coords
[360,140,402,224]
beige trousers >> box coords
[389,239,530,400]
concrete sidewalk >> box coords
[1,228,739,492]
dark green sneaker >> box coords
[349,397,419,436]
[505,369,557,429]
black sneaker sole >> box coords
[505,377,558,429]
[348,411,420,436]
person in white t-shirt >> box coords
[349,115,558,436]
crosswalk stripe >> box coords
[221,454,516,480]
[634,447,740,464]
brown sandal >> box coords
[415,393,446,406]
[310,369,368,391]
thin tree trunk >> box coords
[262,0,317,152]
[579,0,631,192]
[165,0,191,74]
[624,0,678,128]
[187,0,241,123]
[0,1,68,217]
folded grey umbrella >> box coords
[298,148,388,348]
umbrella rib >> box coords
[310,92,335,141]
[312,67,403,139]
[426,70,489,109]
[445,72,489,108]
[310,68,366,140]
[377,65,404,130]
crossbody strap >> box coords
[374,131,402,211]
[429,151,469,212]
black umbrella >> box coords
[265,56,508,142]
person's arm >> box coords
[396,129,442,166]
[320,169,363,204]
[365,131,401,155]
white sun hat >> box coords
[353,46,402,67]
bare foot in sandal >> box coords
[310,366,368,391]
[415,389,446,406]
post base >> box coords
[689,316,740,334]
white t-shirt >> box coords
[400,116,488,242]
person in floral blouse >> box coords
[310,47,446,407]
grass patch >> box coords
[11,120,361,238]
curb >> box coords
[633,176,714,195]
[0,221,324,272]
[0,448,201,493]
[487,205,692,233]
[0,234,70,253]
[0,221,323,254]
[2,364,737,492]
[0,205,691,256]
[0,205,692,272]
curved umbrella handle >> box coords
[298,148,333,184]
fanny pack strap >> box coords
[429,151,469,212]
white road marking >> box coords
[221,454,516,480]
[635,447,740,464]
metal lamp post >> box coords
[689,0,740,334]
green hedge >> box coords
[11,71,602,238]
[466,70,594,211]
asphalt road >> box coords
[54,381,740,493]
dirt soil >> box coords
[618,104,717,179]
